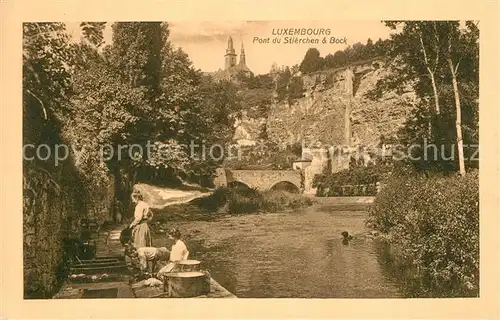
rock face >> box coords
[232,112,264,146]
[267,59,416,150]
[229,59,415,193]
[350,67,416,148]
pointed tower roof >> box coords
[226,37,236,55]
[237,41,252,73]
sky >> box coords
[66,21,393,75]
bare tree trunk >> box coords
[429,74,440,115]
[447,54,466,176]
[418,30,440,140]
[418,32,441,115]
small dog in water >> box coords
[341,231,353,245]
[341,231,353,240]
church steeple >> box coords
[224,37,237,69]
[239,43,246,65]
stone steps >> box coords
[54,223,237,299]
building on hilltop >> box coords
[211,37,253,82]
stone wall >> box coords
[23,164,115,298]
[302,148,330,194]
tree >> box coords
[107,22,163,96]
[23,22,78,179]
[444,21,479,176]
[22,19,255,220]
[237,72,274,90]
[324,53,336,69]
[275,66,292,101]
[350,42,366,61]
[23,23,73,129]
[299,48,324,73]
[374,38,391,56]
[368,21,479,174]
[412,22,441,115]
[287,76,305,103]
[365,38,374,57]
[80,22,107,47]
[332,50,348,67]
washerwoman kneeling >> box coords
[157,228,189,280]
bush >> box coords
[227,187,262,214]
[368,170,479,297]
[261,190,314,212]
[197,187,313,214]
[194,187,230,211]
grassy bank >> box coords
[194,187,314,214]
[367,170,479,297]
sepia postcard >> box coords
[1,0,499,319]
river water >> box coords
[156,197,410,298]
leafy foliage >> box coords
[237,72,274,90]
[238,88,273,119]
[80,22,106,47]
[368,170,479,297]
[299,48,324,73]
[71,22,242,188]
[22,22,92,214]
[297,38,391,74]
[366,21,479,174]
[287,76,305,103]
[198,187,313,214]
[24,21,246,211]
[274,66,292,101]
[23,22,74,135]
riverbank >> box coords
[367,170,480,297]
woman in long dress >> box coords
[129,191,153,249]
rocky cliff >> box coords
[232,112,266,146]
[266,59,417,150]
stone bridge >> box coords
[214,168,303,193]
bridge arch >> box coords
[269,181,300,193]
[227,181,252,190]
[214,168,302,193]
